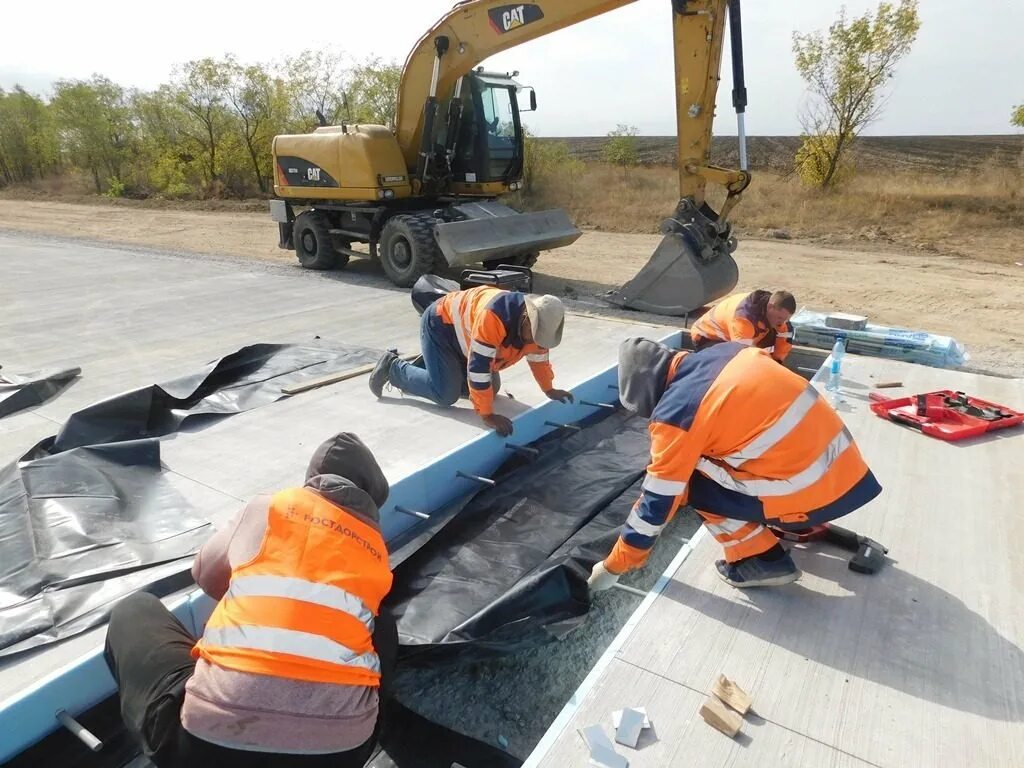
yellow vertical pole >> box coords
[672,0,728,205]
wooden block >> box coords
[711,674,752,715]
[699,695,743,738]
[876,381,904,389]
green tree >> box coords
[348,57,402,127]
[132,86,202,197]
[52,76,135,193]
[602,124,639,177]
[1012,104,1024,129]
[285,49,350,129]
[0,86,60,186]
[172,58,235,187]
[227,61,290,193]
[792,0,920,188]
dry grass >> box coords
[514,160,1024,265]
[0,171,267,213]
[5,148,1022,265]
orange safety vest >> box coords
[690,291,793,361]
[606,343,880,573]
[436,286,555,415]
[193,487,393,687]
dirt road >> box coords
[2,199,1021,375]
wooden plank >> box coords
[281,353,419,395]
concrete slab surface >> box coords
[530,356,1024,767]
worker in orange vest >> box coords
[690,289,797,362]
[588,339,881,590]
[104,433,396,767]
[369,287,574,436]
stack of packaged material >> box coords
[790,309,969,369]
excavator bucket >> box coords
[434,201,581,267]
[605,200,739,316]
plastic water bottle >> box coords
[826,336,846,400]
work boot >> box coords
[369,349,399,398]
[715,551,801,588]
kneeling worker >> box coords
[105,433,396,767]
[690,289,796,362]
[589,339,881,591]
[370,286,574,436]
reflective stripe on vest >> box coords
[625,508,667,538]
[704,517,749,536]
[697,315,727,340]
[721,524,767,547]
[696,427,854,497]
[642,476,688,496]
[194,488,391,686]
[720,384,819,468]
[226,575,375,627]
[448,292,471,356]
[471,340,497,358]
[202,626,381,674]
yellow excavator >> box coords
[271,0,751,314]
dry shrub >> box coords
[517,157,1023,264]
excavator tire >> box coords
[484,251,539,271]
[294,211,338,270]
[379,214,441,287]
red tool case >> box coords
[869,390,1024,441]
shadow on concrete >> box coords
[375,390,532,429]
[660,547,1024,721]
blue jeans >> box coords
[389,305,466,407]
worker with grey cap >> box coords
[370,286,573,435]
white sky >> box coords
[1,0,1020,136]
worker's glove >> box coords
[482,413,514,437]
[587,561,621,593]
[545,388,575,404]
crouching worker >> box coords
[589,339,881,591]
[369,286,574,436]
[690,289,796,362]
[104,433,397,767]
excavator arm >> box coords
[396,0,751,314]
[396,1,637,172]
[397,0,748,204]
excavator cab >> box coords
[449,72,526,186]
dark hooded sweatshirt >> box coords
[183,434,390,754]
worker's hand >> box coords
[482,413,514,437]
[545,388,575,404]
[587,561,621,593]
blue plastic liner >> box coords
[790,309,968,369]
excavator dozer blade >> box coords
[605,231,738,316]
[435,201,581,267]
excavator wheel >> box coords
[484,251,538,271]
[294,211,338,271]
[379,214,441,288]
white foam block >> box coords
[612,707,652,730]
[615,707,647,748]
[581,724,629,768]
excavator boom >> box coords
[396,0,749,315]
